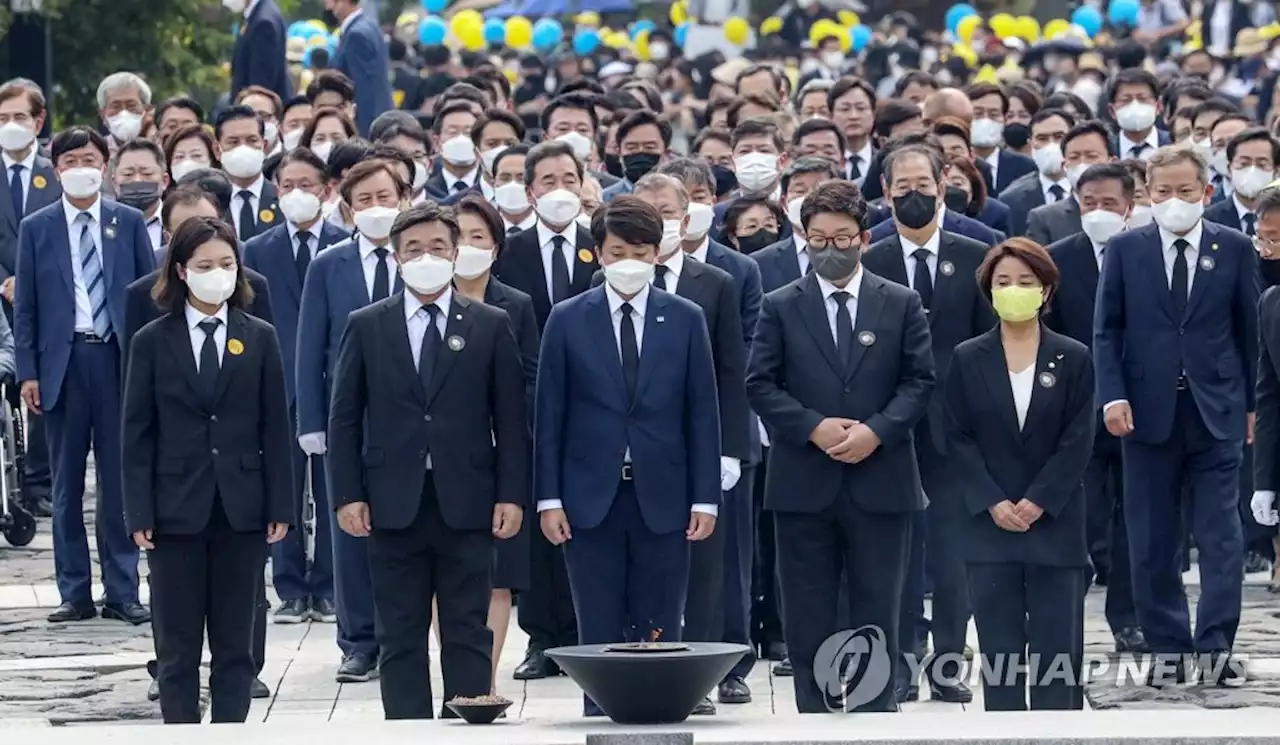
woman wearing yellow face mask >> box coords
[942,237,1095,712]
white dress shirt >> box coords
[1039,173,1072,204]
[503,212,537,234]
[357,234,399,300]
[1234,195,1258,234]
[289,220,321,260]
[405,287,452,470]
[445,166,480,193]
[687,237,710,263]
[2,147,36,213]
[900,228,940,290]
[655,245,685,291]
[816,264,864,342]
[186,301,229,371]
[985,148,1003,190]
[145,210,163,255]
[793,235,811,275]
[1010,365,1035,431]
[230,175,265,238]
[848,142,873,187]
[537,220,578,300]
[63,197,103,333]
[1121,127,1160,162]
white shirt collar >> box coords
[537,218,577,249]
[1,148,36,172]
[986,148,1002,170]
[659,246,685,281]
[62,196,102,228]
[289,219,321,243]
[1158,220,1204,252]
[900,226,941,258]
[793,234,808,254]
[234,175,265,201]
[505,212,537,233]
[687,237,710,263]
[605,281,650,318]
[339,7,363,34]
[357,233,391,260]
[445,166,479,190]
[403,285,454,321]
[1233,194,1256,221]
[816,263,864,300]
[850,141,872,167]
[1038,173,1070,199]
[185,300,229,330]
[1124,126,1161,155]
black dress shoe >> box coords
[273,598,309,624]
[147,678,160,702]
[895,684,919,704]
[1244,551,1271,575]
[23,492,52,518]
[513,648,560,680]
[1201,654,1246,686]
[1092,565,1109,588]
[717,675,751,704]
[102,602,151,625]
[772,657,793,676]
[690,696,716,715]
[47,601,95,623]
[1113,627,1149,654]
[929,679,973,703]
[251,677,271,698]
[310,598,337,623]
[335,653,378,683]
[765,641,788,662]
[1146,657,1188,687]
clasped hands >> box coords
[133,523,288,550]
[337,502,522,539]
[988,499,1044,533]
[810,417,880,463]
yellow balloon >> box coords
[809,18,841,47]
[989,13,1017,39]
[458,23,485,51]
[724,16,750,46]
[837,9,859,27]
[951,42,978,67]
[306,19,328,31]
[575,10,601,27]
[305,34,328,48]
[605,30,629,49]
[505,16,533,48]
[450,9,484,40]
[1016,16,1040,42]
[670,2,688,26]
[1261,23,1280,41]
[956,14,982,43]
[1043,19,1071,39]
[635,30,651,61]
[396,12,418,29]
[760,16,784,35]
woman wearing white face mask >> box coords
[164,125,221,184]
[1204,127,1280,236]
[122,216,293,724]
[299,108,356,170]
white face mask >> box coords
[0,122,35,152]
[650,43,671,62]
[786,197,804,227]
[1114,101,1157,133]
[685,202,714,240]
[1151,197,1204,234]
[1127,204,1153,228]
[282,128,304,151]
[1232,166,1275,199]
[278,189,322,225]
[353,205,400,240]
[441,135,477,167]
[170,158,206,182]
[970,118,1003,148]
[735,152,779,193]
[481,146,505,174]
[1066,163,1090,190]
[263,121,279,148]
[1080,208,1126,246]
[602,258,655,296]
[222,145,265,179]
[660,219,684,257]
[106,111,142,143]
[556,132,593,161]
[221,0,248,11]
[535,188,581,225]
[59,167,103,199]
[494,182,530,213]
[1032,143,1065,177]
[1070,79,1102,115]
[822,51,844,70]
[399,254,455,294]
[311,141,334,163]
[1210,150,1230,178]
[185,266,237,306]
[411,161,429,192]
[453,244,494,279]
[1191,138,1213,163]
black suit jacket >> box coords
[980,149,1037,196]
[591,259,752,462]
[122,310,294,535]
[240,182,285,240]
[231,0,293,102]
[424,170,480,202]
[1255,286,1280,491]
[943,326,1094,567]
[862,230,996,453]
[752,236,805,294]
[747,271,935,514]
[1026,197,1082,249]
[998,172,1048,237]
[328,292,530,531]
[482,278,540,421]
[1046,232,1101,348]
[492,223,598,330]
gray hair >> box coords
[795,79,833,105]
[633,173,690,208]
[882,144,944,187]
[96,72,152,109]
[1255,185,1280,221]
[655,157,715,197]
[1146,144,1209,187]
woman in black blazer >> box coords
[449,194,538,693]
[122,216,293,724]
[944,237,1095,712]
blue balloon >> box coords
[484,17,506,45]
[631,19,656,40]
[532,18,563,51]
[945,4,977,34]
[421,0,447,12]
[418,15,448,46]
[573,28,601,55]
[851,24,872,53]
[1108,0,1140,26]
[301,25,326,40]
[287,21,310,38]
[1071,5,1103,37]
[674,23,689,48]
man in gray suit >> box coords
[998,109,1077,237]
[1027,120,1116,247]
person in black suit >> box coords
[215,106,283,243]
[862,143,994,704]
[966,82,1038,197]
[1251,187,1280,588]
[1107,69,1171,163]
[328,202,529,719]
[748,180,934,713]
[228,0,293,103]
[450,194,539,693]
[1046,163,1146,654]
[999,109,1077,237]
[945,237,1094,711]
[122,216,293,724]
[492,139,598,678]
[1205,128,1280,258]
[423,102,481,200]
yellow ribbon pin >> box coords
[227,339,244,356]
[32,175,46,190]
[259,208,275,223]
[577,248,594,264]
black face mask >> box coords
[892,190,937,230]
[622,153,661,184]
[711,164,737,197]
[1003,123,1031,150]
[944,185,970,215]
[117,181,162,213]
[321,9,339,29]
[736,229,778,254]
[604,153,623,178]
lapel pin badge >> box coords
[1048,361,1056,369]
[577,248,594,264]
[31,175,46,190]
[1056,352,1064,359]
[940,260,955,276]
[858,330,876,346]
[455,313,462,320]
[1039,372,1056,388]
[104,222,117,240]
[447,335,465,352]
[656,315,665,323]
[1200,256,1215,271]
[259,207,275,224]
[227,338,244,356]
[1212,243,1219,251]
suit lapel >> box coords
[633,290,666,402]
[257,183,281,236]
[675,260,706,306]
[1139,228,1176,322]
[974,329,1023,442]
[212,310,248,406]
[0,165,16,232]
[385,294,426,405]
[1020,330,1061,443]
[570,229,597,291]
[1185,223,1217,320]
[277,227,303,304]
[51,203,76,298]
[164,314,205,403]
[1074,234,1099,288]
[523,235,552,314]
[878,237,910,286]
[424,294,473,406]
[844,273,885,381]
[339,239,371,304]
[798,275,843,377]
[587,288,628,403]
[99,202,121,294]
[928,236,958,327]
[782,243,802,282]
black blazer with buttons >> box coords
[943,325,1094,567]
[122,309,294,536]
[327,291,530,531]
[492,224,598,331]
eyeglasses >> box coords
[807,235,860,250]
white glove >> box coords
[1252,490,1279,526]
[720,456,741,492]
[298,432,327,456]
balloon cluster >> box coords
[755,8,870,53]
[945,1,1129,46]
[287,19,339,63]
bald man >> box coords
[921,88,974,128]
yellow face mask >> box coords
[991,285,1044,322]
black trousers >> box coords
[1084,428,1137,633]
[750,449,784,649]
[518,503,577,652]
[367,478,493,720]
[967,562,1085,712]
[149,500,266,724]
[918,431,970,675]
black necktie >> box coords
[417,304,442,392]
[198,318,222,399]
[9,165,23,219]
[1172,238,1190,318]
[911,248,933,311]
[295,232,312,285]
[620,302,639,401]
[849,155,861,181]
[1049,184,1066,203]
[550,235,570,302]
[1244,213,1258,237]
[1131,142,1148,159]
[654,264,669,292]
[372,247,390,301]
[452,181,467,193]
[238,190,255,242]
[507,225,521,235]
[832,291,854,373]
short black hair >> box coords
[873,98,922,140]
[590,195,663,248]
[52,126,110,163]
[1254,186,1280,220]
[893,71,939,98]
[1109,68,1160,102]
[1190,98,1239,126]
[389,201,461,252]
[1042,91,1090,117]
[621,81,664,113]
[160,183,220,233]
[524,139,583,184]
[281,94,310,119]
[882,144,943,187]
[793,116,847,153]
[370,110,428,146]
[1062,120,1115,157]
[800,179,868,231]
[155,96,205,127]
[274,147,329,182]
[541,93,600,134]
[557,78,605,97]
[114,138,166,171]
[1164,80,1213,115]
[781,156,841,195]
[472,108,526,145]
[432,101,479,136]
[616,109,672,149]
[214,104,265,140]
[827,76,877,114]
[1031,107,1076,131]
[965,82,1007,113]
[1075,162,1135,199]
[306,69,356,104]
[339,159,409,205]
[492,143,530,176]
[153,216,253,314]
[1211,113,1254,140]
[693,128,732,154]
[371,144,415,180]
[1227,126,1280,166]
[730,117,784,151]
[326,138,374,182]
[176,167,234,216]
[440,82,489,112]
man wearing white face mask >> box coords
[227,0,294,105]
[707,119,794,242]
[216,105,283,242]
[14,126,156,626]
[967,82,1038,197]
[297,159,409,684]
[541,93,620,189]
[487,145,537,234]
[1027,121,1116,248]
[1108,69,1169,163]
[1205,127,1279,238]
[424,102,481,200]
[1095,146,1259,687]
[999,109,1076,237]
[96,72,151,159]
[441,109,526,208]
[370,111,433,205]
[0,81,60,307]
[1207,113,1251,207]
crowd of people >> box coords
[3,0,1280,724]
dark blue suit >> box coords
[535,283,720,714]
[980,149,1037,197]
[332,10,394,136]
[867,208,1005,246]
[14,198,154,605]
[231,0,293,102]
[295,235,399,659]
[753,236,806,294]
[1094,221,1259,656]
[244,220,348,606]
[976,197,1013,237]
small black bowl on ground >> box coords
[445,698,512,724]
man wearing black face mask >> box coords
[111,140,169,257]
[602,110,671,203]
[862,145,995,706]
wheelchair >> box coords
[0,383,35,547]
